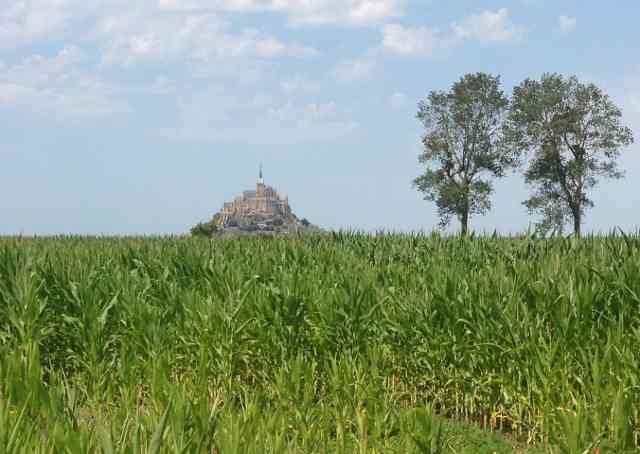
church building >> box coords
[220,166,291,224]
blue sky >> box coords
[1,0,639,235]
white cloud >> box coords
[0,0,129,48]
[383,9,524,57]
[158,0,404,26]
[559,15,577,33]
[1,0,321,63]
[158,87,359,144]
[337,0,402,25]
[98,12,317,66]
[279,75,321,94]
[382,24,443,56]
[0,0,73,47]
[333,57,377,81]
[452,8,524,43]
[389,92,408,109]
[0,46,127,118]
[0,0,403,51]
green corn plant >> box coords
[551,404,602,454]
[0,234,638,452]
[408,407,451,454]
[0,397,34,454]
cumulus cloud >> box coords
[158,0,404,26]
[452,8,524,43]
[0,0,394,139]
[383,8,524,56]
[158,87,359,144]
[279,75,322,95]
[1,0,321,63]
[382,24,443,56]
[98,12,317,66]
[333,57,377,81]
[289,0,402,25]
[0,46,127,118]
[0,0,403,51]
[0,0,73,47]
[558,15,577,33]
[0,0,131,48]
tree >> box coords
[190,214,221,237]
[507,74,634,236]
[413,73,515,235]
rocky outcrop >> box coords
[216,212,320,237]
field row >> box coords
[0,234,639,452]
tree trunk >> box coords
[460,209,469,237]
[572,206,582,238]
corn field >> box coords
[0,233,639,453]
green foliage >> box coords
[1,234,640,452]
[414,72,515,235]
[506,73,634,237]
[190,215,220,237]
[407,407,450,453]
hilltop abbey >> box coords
[220,166,291,225]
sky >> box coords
[1,0,639,235]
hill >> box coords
[191,166,320,237]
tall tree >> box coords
[507,74,634,236]
[413,73,514,235]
